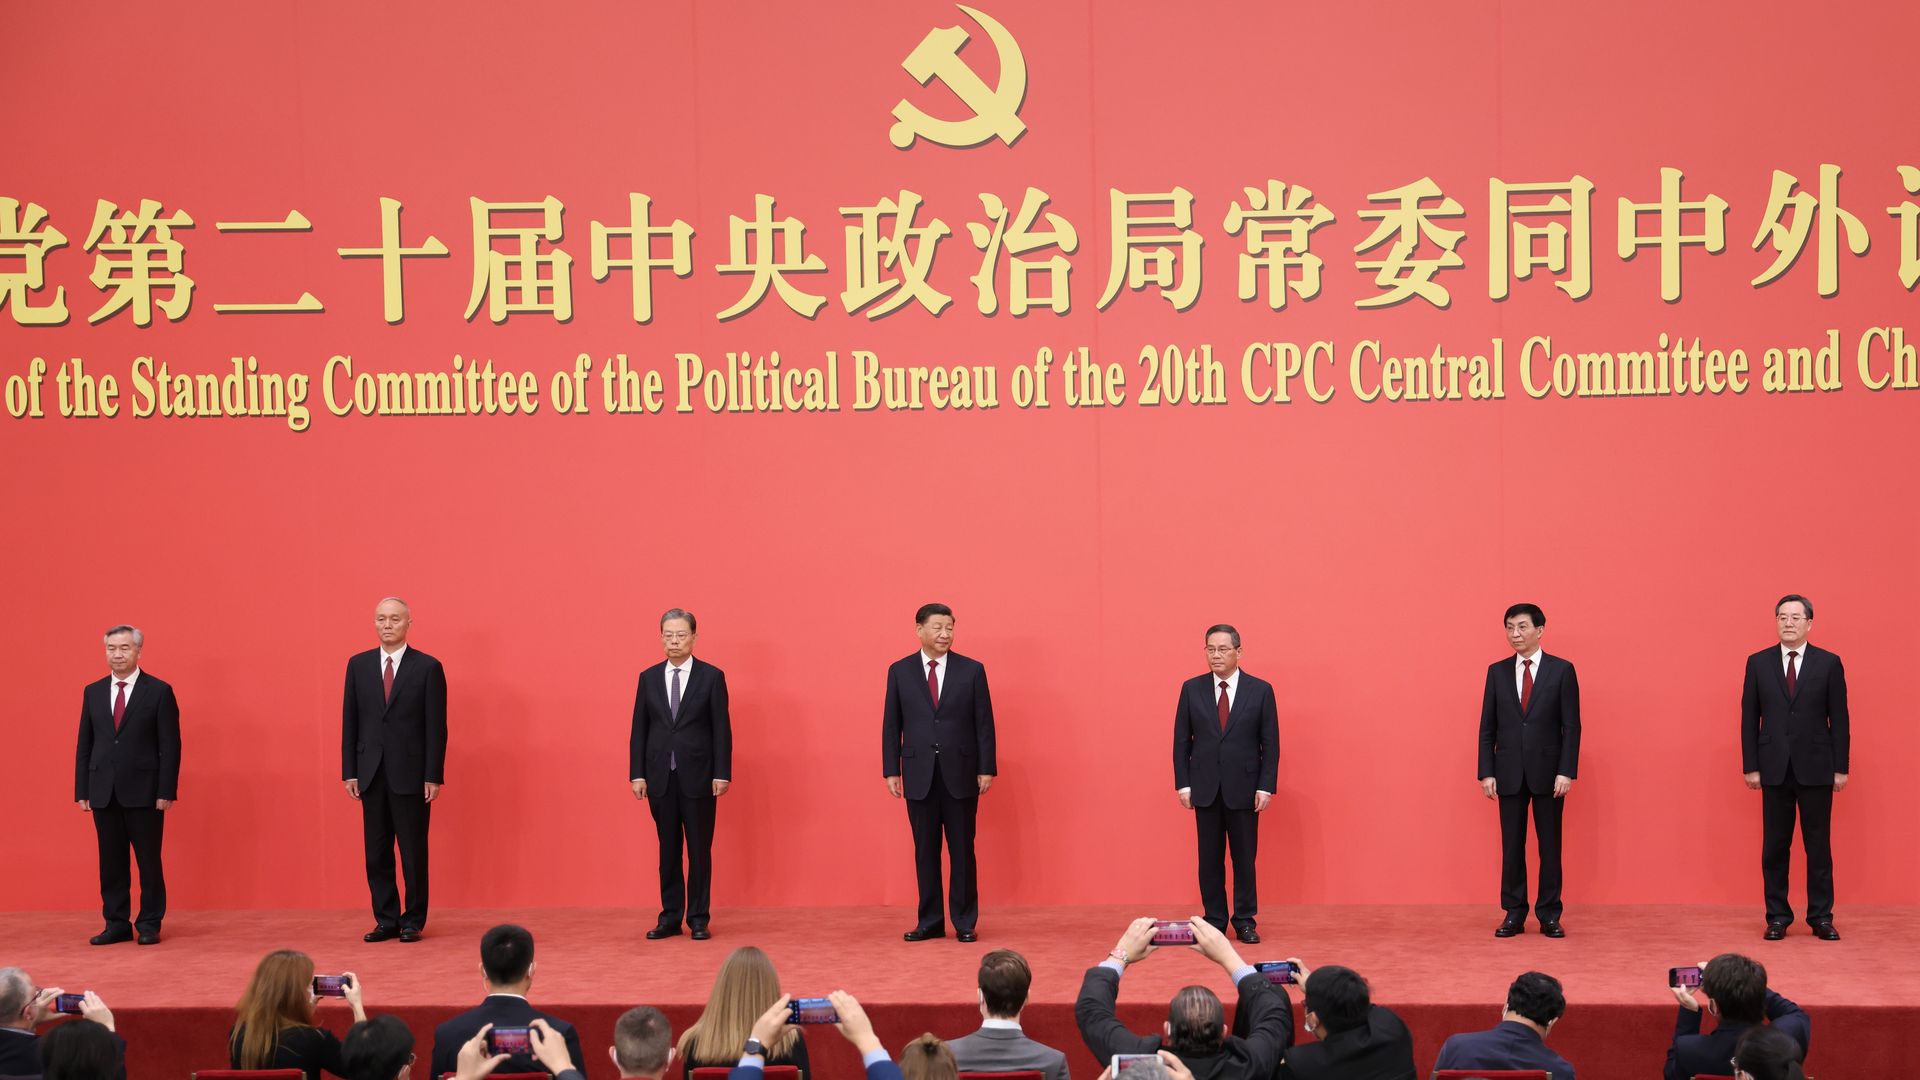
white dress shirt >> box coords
[922,650,948,697]
[1780,643,1805,678]
[109,667,143,702]
[380,643,409,674]
[1515,649,1543,699]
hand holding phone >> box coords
[1669,965,1704,989]
[312,975,350,998]
[1149,920,1195,947]
[788,997,839,1024]
[54,994,87,1015]
[1113,1053,1172,1079]
[1254,961,1297,986]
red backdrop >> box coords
[3,1,1916,915]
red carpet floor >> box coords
[2,905,1913,1080]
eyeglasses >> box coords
[662,631,693,641]
[1776,614,1809,623]
[1204,645,1237,654]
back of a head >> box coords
[1505,971,1566,1029]
[233,950,318,1067]
[1303,966,1372,1035]
[343,1015,415,1080]
[679,946,793,1062]
[898,1034,958,1080]
[40,1018,117,1080]
[613,1006,673,1078]
[1166,985,1225,1057]
[0,968,32,1027]
[977,949,1032,1019]
[1734,1025,1807,1080]
[1703,953,1768,1025]
[481,924,536,986]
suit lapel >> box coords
[379,651,414,717]
[1223,673,1251,734]
[675,660,704,726]
[1770,647,1793,702]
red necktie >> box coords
[113,681,128,731]
[1786,651,1798,696]
[1521,659,1534,712]
[384,656,395,703]
[927,659,940,709]
[1217,680,1230,732]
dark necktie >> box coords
[1786,651,1799,696]
[927,659,940,709]
[1521,658,1534,712]
[383,656,395,703]
[670,666,682,719]
[113,681,128,731]
[1217,680,1230,732]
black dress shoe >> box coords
[1235,925,1261,945]
[1764,922,1789,940]
[1540,921,1565,938]
[136,929,161,945]
[645,925,682,939]
[903,927,946,941]
[363,926,400,942]
[690,927,711,940]
[398,928,422,943]
[956,929,978,943]
[1494,920,1525,938]
[89,927,133,946]
[1812,921,1841,941]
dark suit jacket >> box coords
[882,651,996,801]
[0,1025,127,1080]
[1174,671,1280,810]
[1664,990,1809,1080]
[1432,1020,1574,1079]
[948,1025,1070,1080]
[341,647,448,793]
[229,1022,346,1080]
[431,995,585,1079]
[629,658,732,793]
[1742,644,1849,785]
[75,671,181,806]
[1076,966,1293,1080]
[1278,1004,1415,1080]
[1478,653,1580,796]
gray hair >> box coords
[375,596,411,614]
[0,968,31,1021]
[660,608,697,633]
[103,625,144,647]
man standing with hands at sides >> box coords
[1478,603,1580,939]
[342,596,447,943]
[76,625,181,946]
[1744,594,1849,941]
[1174,625,1279,945]
[630,608,732,940]
[883,603,996,943]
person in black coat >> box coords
[1432,971,1576,1079]
[1174,625,1280,943]
[0,976,125,1080]
[75,624,181,946]
[1277,962,1414,1080]
[1666,953,1809,1080]
[431,926,584,1078]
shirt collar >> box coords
[1781,643,1805,660]
[667,656,694,675]
[922,650,947,667]
[381,643,410,666]
[1214,668,1241,690]
[111,668,143,693]
[1516,648,1543,667]
[980,1018,1022,1031]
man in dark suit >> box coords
[74,624,181,946]
[1075,916,1292,1080]
[1432,971,1576,1079]
[1174,624,1279,944]
[1277,963,1415,1080]
[0,974,125,1079]
[1665,953,1809,1080]
[1743,593,1849,940]
[948,948,1070,1080]
[882,602,996,942]
[630,607,732,940]
[342,596,448,943]
[1478,602,1581,938]
[430,924,585,1078]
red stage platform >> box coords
[2,905,1911,1080]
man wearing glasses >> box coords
[630,608,732,940]
[1742,594,1849,941]
[1173,624,1280,944]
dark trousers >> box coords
[360,768,431,931]
[905,779,979,932]
[1762,765,1835,925]
[1498,789,1564,922]
[649,770,717,928]
[1194,798,1259,930]
[93,794,166,932]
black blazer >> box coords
[75,672,181,806]
[1477,653,1581,796]
[629,658,733,793]
[431,996,585,1079]
[1075,966,1292,1080]
[0,1026,126,1080]
[882,651,996,801]
[1173,671,1280,810]
[1432,1020,1574,1078]
[1278,1004,1416,1080]
[229,1022,347,1080]
[1742,643,1849,784]
[1664,990,1809,1080]
[341,647,448,793]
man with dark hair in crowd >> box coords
[1432,971,1575,1078]
[0,971,124,1079]
[948,948,1069,1080]
[607,1007,675,1079]
[1275,960,1414,1080]
[343,1015,416,1080]
[431,924,585,1077]
[1075,916,1291,1080]
[1666,953,1809,1080]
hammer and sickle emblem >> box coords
[889,4,1028,150]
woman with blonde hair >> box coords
[229,949,367,1080]
[897,1035,958,1080]
[676,946,811,1075]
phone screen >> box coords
[1113,1054,1170,1079]
[312,976,349,997]
[788,997,839,1024]
[1669,966,1704,989]
[1149,920,1195,946]
[488,1027,533,1055]
[54,994,86,1015]
[1254,961,1296,986]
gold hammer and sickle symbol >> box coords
[889,4,1028,150]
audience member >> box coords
[1074,916,1292,1080]
[947,949,1070,1080]
[0,972,122,1080]
[38,1019,117,1080]
[342,1016,415,1080]
[431,925,584,1078]
[677,946,811,1075]
[1733,1025,1809,1080]
[1665,953,1809,1080]
[1275,961,1414,1080]
[731,990,900,1080]
[229,950,366,1080]
[605,1007,675,1080]
[897,1034,957,1080]
[1430,971,1574,1079]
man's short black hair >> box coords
[1506,971,1565,1026]
[1504,603,1546,627]
[1204,624,1240,648]
[1703,953,1768,1025]
[1776,594,1814,620]
[1165,985,1225,1057]
[915,603,954,625]
[39,1018,118,1080]
[481,924,535,985]
[342,1015,415,1080]
[613,1006,673,1075]
[977,949,1032,1018]
[1303,966,1371,1034]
